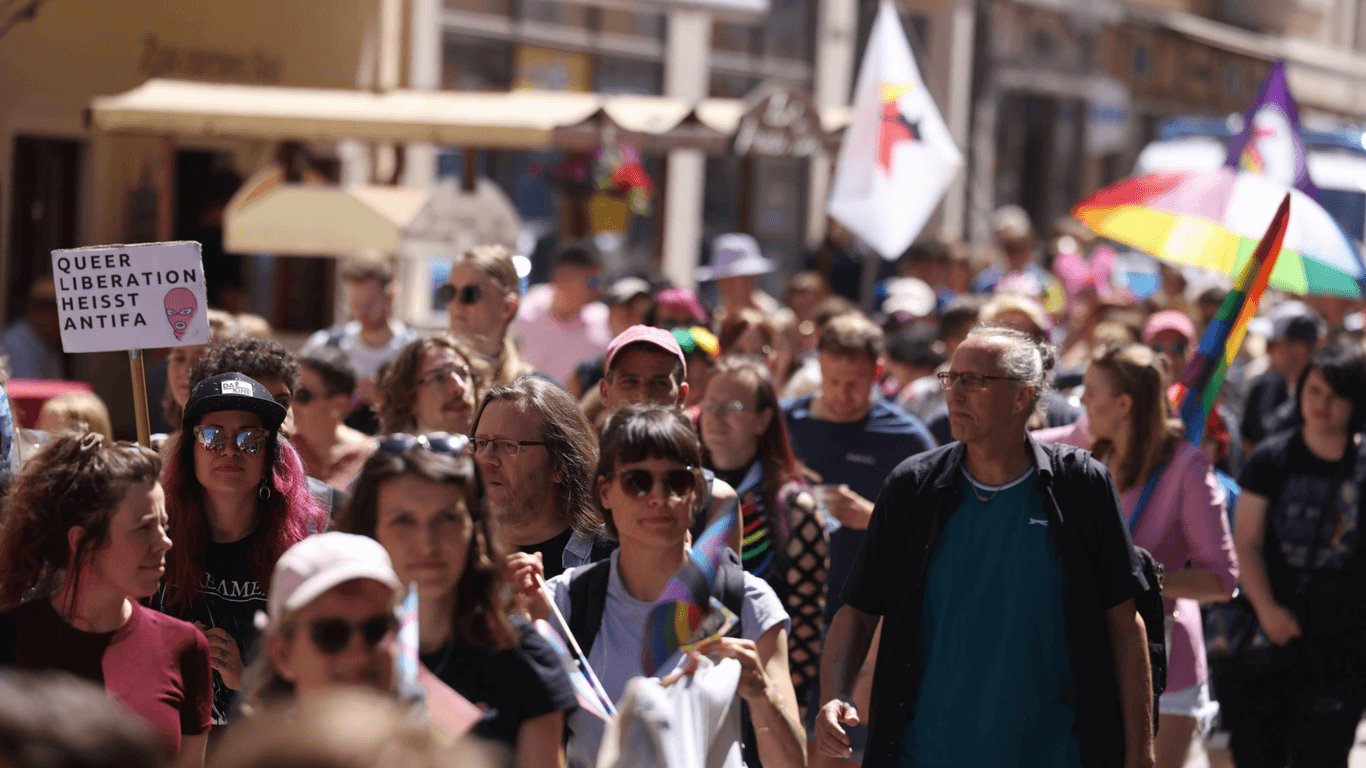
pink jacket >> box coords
[1124,441,1239,692]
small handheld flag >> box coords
[396,584,483,742]
[642,501,739,677]
[533,618,615,722]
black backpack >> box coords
[567,546,761,767]
[1131,546,1167,734]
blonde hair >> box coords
[36,391,113,440]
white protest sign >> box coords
[52,241,209,353]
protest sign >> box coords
[50,241,208,447]
[52,241,208,354]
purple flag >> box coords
[1224,60,1321,202]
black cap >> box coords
[183,372,287,431]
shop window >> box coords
[600,8,664,39]
[595,55,662,95]
[443,33,514,90]
[1224,62,1241,95]
[1133,44,1150,78]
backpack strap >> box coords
[566,559,613,656]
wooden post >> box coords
[128,349,152,447]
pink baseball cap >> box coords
[1142,310,1198,345]
[604,325,688,377]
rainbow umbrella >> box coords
[1073,166,1366,298]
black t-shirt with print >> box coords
[1240,430,1366,639]
[153,532,266,725]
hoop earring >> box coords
[258,481,272,501]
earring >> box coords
[258,481,272,501]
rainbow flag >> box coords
[533,619,615,722]
[1175,194,1290,444]
[641,500,738,677]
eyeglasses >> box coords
[611,467,701,500]
[472,437,547,458]
[936,371,1026,392]
[378,432,471,457]
[699,400,749,416]
[438,283,483,306]
[418,364,474,389]
[305,613,398,654]
[192,425,270,454]
[1150,342,1188,359]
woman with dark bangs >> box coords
[154,372,327,727]
[1228,343,1366,768]
[541,404,803,768]
[337,432,575,767]
[699,355,826,711]
[0,433,212,766]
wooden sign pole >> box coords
[128,349,152,448]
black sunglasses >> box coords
[612,467,700,499]
[306,613,398,655]
[192,425,270,455]
[438,283,483,306]
[378,432,471,457]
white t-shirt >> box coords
[545,550,790,768]
[301,319,418,381]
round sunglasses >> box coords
[438,283,483,306]
[192,425,271,455]
[306,613,398,655]
[378,432,470,458]
[610,467,701,499]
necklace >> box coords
[967,455,1030,503]
[426,638,455,677]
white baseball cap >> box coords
[266,533,403,625]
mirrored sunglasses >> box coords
[377,432,471,457]
[306,613,398,654]
[192,425,270,454]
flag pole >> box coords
[128,349,152,448]
[536,574,617,716]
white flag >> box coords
[827,1,962,260]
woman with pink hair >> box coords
[153,372,326,727]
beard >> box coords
[488,465,555,530]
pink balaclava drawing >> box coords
[164,288,198,341]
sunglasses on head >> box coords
[192,425,270,454]
[438,283,483,306]
[612,467,700,499]
[378,432,471,458]
[306,613,398,654]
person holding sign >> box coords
[0,433,213,766]
[153,373,327,727]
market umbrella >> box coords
[1072,166,1366,299]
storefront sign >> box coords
[52,241,209,353]
[733,84,825,158]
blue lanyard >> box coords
[1127,462,1168,534]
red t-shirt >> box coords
[11,599,213,752]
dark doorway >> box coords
[8,136,81,321]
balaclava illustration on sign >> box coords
[164,288,198,341]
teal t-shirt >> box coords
[900,469,1082,768]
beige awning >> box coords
[88,78,849,151]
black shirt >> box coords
[844,438,1147,768]
[1241,371,1291,447]
[1239,430,1365,640]
[153,532,266,725]
[419,617,577,746]
[521,528,576,582]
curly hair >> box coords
[159,414,325,615]
[188,337,301,403]
[335,441,516,653]
[474,376,602,539]
[0,433,161,611]
[377,335,487,435]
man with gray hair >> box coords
[816,325,1154,768]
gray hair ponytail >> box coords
[965,324,1056,418]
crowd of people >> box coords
[0,206,1363,768]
